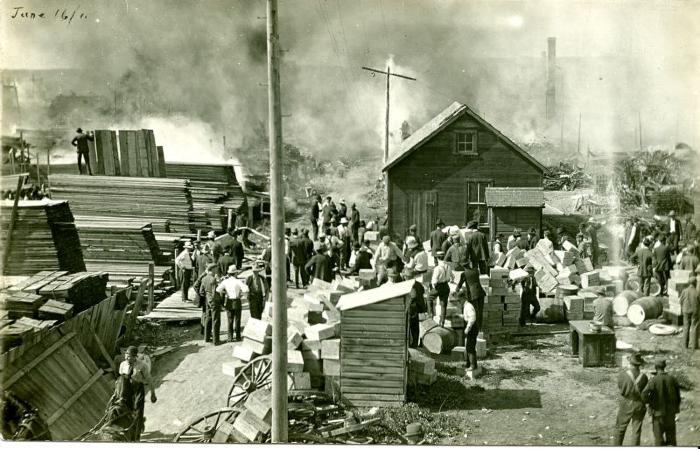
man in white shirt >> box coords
[405,236,429,276]
[118,346,156,440]
[175,242,194,301]
[431,251,452,326]
[374,235,404,285]
[216,265,249,342]
[463,294,479,371]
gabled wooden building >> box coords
[383,101,546,240]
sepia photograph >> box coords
[0,0,698,446]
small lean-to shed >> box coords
[484,187,545,241]
[336,280,414,407]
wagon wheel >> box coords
[173,407,241,443]
[226,355,272,408]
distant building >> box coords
[383,101,545,240]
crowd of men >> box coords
[624,210,700,351]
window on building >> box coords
[466,179,492,225]
[454,130,478,155]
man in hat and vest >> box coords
[200,263,222,345]
[118,346,156,440]
[457,260,486,329]
[216,265,248,342]
[71,128,94,175]
[643,359,681,446]
[431,251,452,327]
[246,262,268,320]
[636,237,654,296]
[519,265,540,327]
[679,276,699,350]
[464,220,490,274]
[175,241,194,302]
[613,353,648,446]
[652,234,672,296]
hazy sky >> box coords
[2,0,699,160]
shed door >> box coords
[405,190,437,240]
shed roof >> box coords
[484,187,545,208]
[336,279,414,311]
[382,101,546,173]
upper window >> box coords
[454,131,478,155]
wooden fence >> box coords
[0,286,132,440]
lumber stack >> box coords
[6,270,107,314]
[48,174,194,233]
[0,200,85,275]
[0,291,46,319]
[74,217,169,284]
[116,129,166,177]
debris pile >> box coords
[543,162,592,191]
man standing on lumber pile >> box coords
[175,242,194,302]
[119,346,157,441]
[519,266,540,327]
[464,220,490,274]
[636,237,654,296]
[200,263,222,345]
[679,276,698,350]
[217,265,248,342]
[613,353,647,446]
[430,219,446,265]
[246,262,268,320]
[431,250,452,326]
[71,128,94,175]
[643,359,681,446]
[652,234,672,296]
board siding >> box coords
[388,114,543,237]
[493,207,542,238]
[118,131,130,176]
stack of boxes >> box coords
[481,267,521,344]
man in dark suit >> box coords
[614,353,648,446]
[350,203,360,243]
[350,241,373,275]
[527,227,540,250]
[217,248,236,279]
[246,262,268,320]
[200,264,221,345]
[636,237,654,296]
[290,230,310,288]
[71,128,94,175]
[652,234,672,296]
[230,231,245,270]
[643,359,681,446]
[310,194,321,241]
[305,243,333,283]
[464,221,490,274]
[430,219,447,265]
[668,210,682,254]
[300,229,314,260]
[456,261,486,329]
[445,237,469,271]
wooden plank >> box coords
[341,345,406,354]
[341,386,405,394]
[1,174,28,271]
[118,131,130,176]
[341,323,404,332]
[46,368,103,425]
[4,331,76,388]
[135,131,148,176]
[124,279,148,341]
[347,302,406,312]
[340,316,406,325]
[341,331,405,340]
[91,329,116,372]
[342,393,405,401]
[341,310,405,320]
[341,338,405,347]
[342,373,405,382]
[156,146,167,177]
[341,358,406,368]
[87,138,99,174]
[340,367,405,376]
[147,130,159,177]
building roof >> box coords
[336,279,413,311]
[382,101,546,173]
[484,187,545,208]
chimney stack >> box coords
[546,37,557,121]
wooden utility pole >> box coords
[267,0,288,442]
[361,66,416,165]
[577,112,582,155]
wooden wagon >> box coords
[336,280,413,408]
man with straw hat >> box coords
[217,265,248,342]
[246,261,268,320]
[430,250,452,326]
[643,359,681,446]
[118,346,156,440]
[175,241,194,302]
[613,352,648,446]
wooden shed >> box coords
[336,280,413,407]
[383,101,546,239]
[484,187,545,241]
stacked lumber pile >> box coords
[165,163,247,231]
[74,218,170,284]
[0,200,85,275]
[668,270,693,317]
[5,270,107,314]
[117,129,166,177]
[48,174,194,233]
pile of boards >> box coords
[165,163,247,231]
[49,174,194,233]
[0,270,107,352]
[0,200,85,275]
[223,278,354,395]
[74,217,170,285]
[87,129,167,178]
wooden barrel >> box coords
[535,297,566,323]
[625,276,662,296]
[613,290,641,316]
[556,285,579,299]
[627,296,664,325]
[422,326,457,354]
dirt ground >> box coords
[136,291,699,445]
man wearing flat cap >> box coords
[118,346,156,440]
[614,353,648,446]
[643,359,682,446]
